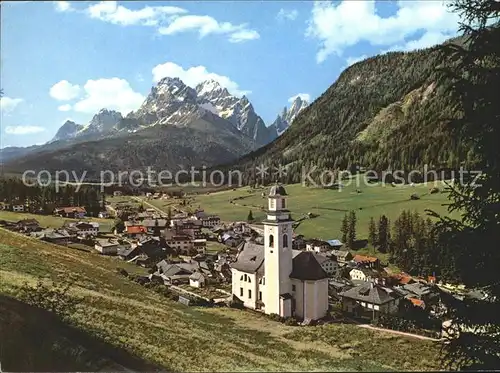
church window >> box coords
[248,289,252,299]
[240,275,244,281]
[282,199,286,209]
[292,284,296,292]
[269,234,274,248]
[259,291,262,300]
[283,234,288,248]
[240,287,243,296]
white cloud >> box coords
[158,15,260,43]
[345,54,368,68]
[72,78,145,115]
[54,1,73,12]
[228,29,260,43]
[5,126,45,135]
[49,80,81,101]
[288,93,311,103]
[306,1,460,63]
[86,1,186,26]
[152,62,250,97]
[58,104,72,112]
[277,8,298,21]
[383,31,454,54]
[0,97,24,113]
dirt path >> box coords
[357,323,442,341]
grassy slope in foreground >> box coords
[0,228,441,371]
[191,180,457,239]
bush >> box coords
[410,193,420,200]
[18,280,82,320]
[284,317,298,326]
[430,187,440,194]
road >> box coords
[131,197,166,216]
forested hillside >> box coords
[226,37,473,184]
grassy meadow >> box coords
[0,210,114,232]
[0,228,443,371]
[190,179,458,240]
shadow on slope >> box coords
[0,295,164,372]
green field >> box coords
[0,211,114,232]
[191,179,458,240]
[0,228,443,371]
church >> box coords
[231,184,329,321]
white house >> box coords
[231,185,329,321]
[305,239,331,254]
[94,238,120,255]
[68,221,99,236]
[189,272,207,288]
[349,267,380,282]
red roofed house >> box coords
[54,206,87,219]
[408,297,426,309]
[353,254,380,269]
[124,225,147,238]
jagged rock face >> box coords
[51,120,84,142]
[195,80,274,146]
[272,96,309,136]
[79,109,123,136]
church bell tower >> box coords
[263,184,294,317]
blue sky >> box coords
[0,1,461,148]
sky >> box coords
[0,0,462,148]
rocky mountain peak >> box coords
[51,120,84,142]
[271,96,309,136]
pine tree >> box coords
[340,213,349,244]
[347,210,357,249]
[377,215,390,253]
[247,210,254,222]
[368,217,377,247]
[432,1,500,369]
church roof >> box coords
[230,242,265,274]
[340,283,402,305]
[290,251,329,281]
[269,184,288,196]
[231,245,327,281]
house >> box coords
[155,260,197,284]
[31,229,74,245]
[339,282,403,318]
[15,219,41,233]
[133,237,170,266]
[352,254,381,269]
[117,246,142,261]
[328,278,354,300]
[312,252,340,277]
[54,207,87,218]
[331,250,353,265]
[94,238,121,255]
[388,273,415,286]
[403,282,438,305]
[327,239,343,249]
[408,297,426,309]
[12,204,25,212]
[69,221,99,236]
[164,230,194,255]
[124,225,147,238]
[189,271,207,288]
[201,216,221,228]
[305,239,331,254]
[231,185,329,321]
[349,267,380,282]
[193,239,207,254]
[142,219,169,233]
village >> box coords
[0,183,487,340]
